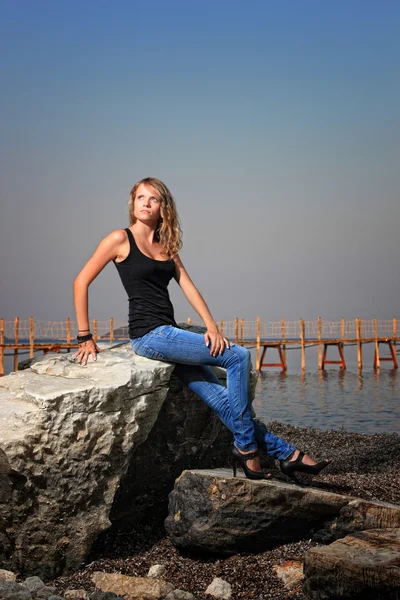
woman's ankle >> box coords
[287,449,298,462]
[288,449,318,466]
[236,446,258,455]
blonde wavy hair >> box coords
[128,177,183,258]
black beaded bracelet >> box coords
[77,333,93,343]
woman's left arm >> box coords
[173,254,230,356]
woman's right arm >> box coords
[73,229,126,365]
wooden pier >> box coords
[0,316,398,376]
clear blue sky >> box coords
[1,0,399,326]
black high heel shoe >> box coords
[280,451,331,484]
[232,447,272,481]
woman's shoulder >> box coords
[106,228,129,243]
[96,229,129,257]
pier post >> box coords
[318,317,322,370]
[235,318,239,343]
[256,317,261,371]
[93,318,98,343]
[394,318,397,355]
[373,318,380,370]
[241,319,244,343]
[187,317,192,325]
[110,317,114,344]
[0,318,4,377]
[66,317,71,350]
[219,320,223,335]
[281,318,287,371]
[29,317,34,359]
[300,319,306,371]
[13,317,19,372]
[356,317,363,370]
[340,317,346,370]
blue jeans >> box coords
[130,325,295,460]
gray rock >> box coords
[22,577,45,592]
[165,590,196,600]
[0,580,33,599]
[165,468,351,553]
[303,527,400,599]
[204,577,232,599]
[0,341,234,578]
[36,586,58,599]
[89,593,124,600]
[64,590,89,599]
[48,597,66,600]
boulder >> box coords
[22,576,46,593]
[303,527,400,599]
[0,343,235,578]
[164,468,351,554]
[0,580,33,599]
[316,497,400,543]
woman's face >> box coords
[133,183,162,224]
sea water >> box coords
[250,344,400,434]
[2,342,399,435]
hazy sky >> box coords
[1,0,399,328]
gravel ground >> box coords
[51,423,399,600]
[264,421,400,504]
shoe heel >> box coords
[288,472,300,485]
[231,446,270,481]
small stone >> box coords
[273,560,304,589]
[91,572,174,599]
[48,597,66,600]
[64,591,89,600]
[22,576,46,593]
[165,590,196,600]
[0,580,33,599]
[0,570,17,582]
[147,564,166,578]
[36,586,57,599]
[204,577,232,599]
[89,593,124,600]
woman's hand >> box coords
[204,327,230,357]
[73,339,102,365]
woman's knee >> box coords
[229,344,251,366]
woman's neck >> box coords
[131,222,158,244]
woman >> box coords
[73,177,330,483]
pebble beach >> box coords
[48,422,400,600]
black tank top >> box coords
[113,228,177,339]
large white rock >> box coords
[0,344,234,578]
